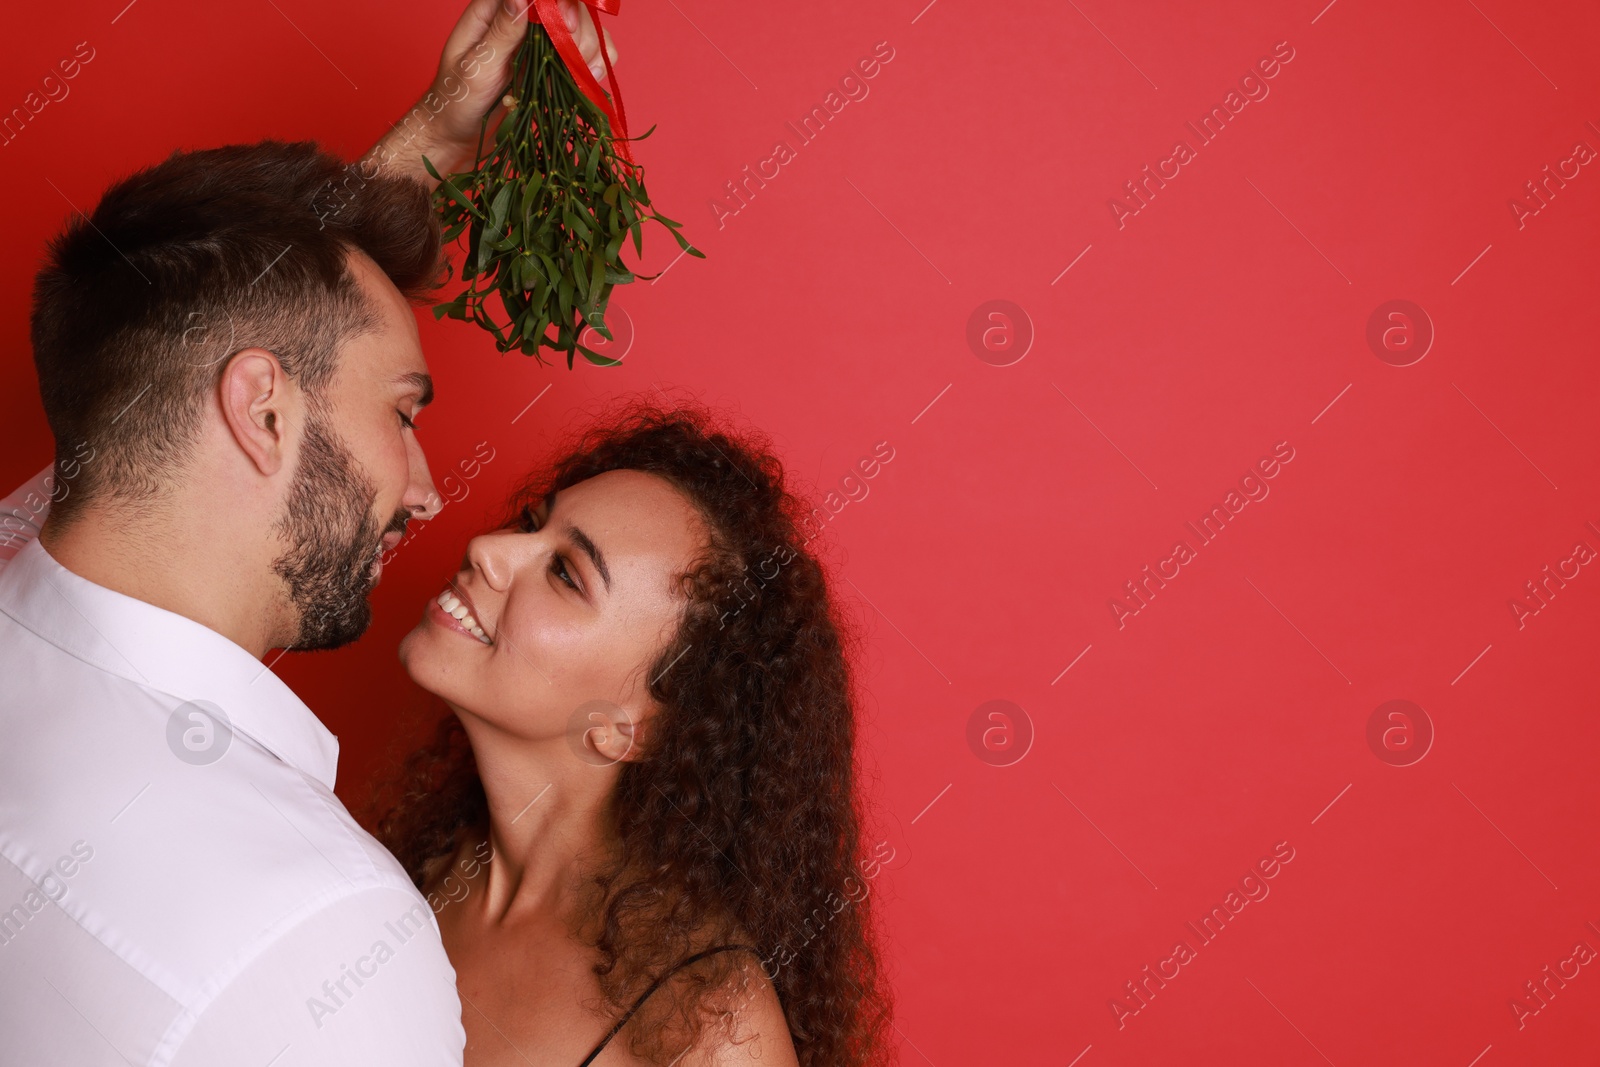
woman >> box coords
[373,399,893,1066]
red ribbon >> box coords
[529,0,634,166]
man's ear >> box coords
[219,348,296,477]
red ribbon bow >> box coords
[529,0,634,165]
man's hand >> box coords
[363,0,617,187]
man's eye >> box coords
[398,410,417,430]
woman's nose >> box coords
[466,530,516,591]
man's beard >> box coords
[271,409,410,652]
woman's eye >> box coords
[517,505,579,592]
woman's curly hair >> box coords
[371,396,894,1066]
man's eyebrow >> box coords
[545,488,611,593]
[395,371,434,408]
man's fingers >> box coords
[483,0,534,69]
[447,0,617,84]
[439,0,502,70]
[565,9,619,78]
[589,28,618,77]
[567,6,597,65]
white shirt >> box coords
[0,466,465,1066]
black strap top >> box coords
[576,943,760,1066]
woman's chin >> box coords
[397,621,445,688]
[397,617,423,661]
[399,619,481,707]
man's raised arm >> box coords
[361,0,616,190]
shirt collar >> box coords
[0,539,340,790]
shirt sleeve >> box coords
[169,886,466,1067]
[0,464,52,572]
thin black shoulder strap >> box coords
[575,943,761,1067]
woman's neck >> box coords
[460,717,623,928]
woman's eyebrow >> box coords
[545,488,611,592]
[567,526,611,592]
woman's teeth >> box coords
[437,591,491,644]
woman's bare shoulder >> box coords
[675,950,798,1067]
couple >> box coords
[0,2,890,1064]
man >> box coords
[0,2,614,1063]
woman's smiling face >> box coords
[399,468,710,744]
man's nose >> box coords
[405,437,442,521]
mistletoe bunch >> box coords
[425,17,699,367]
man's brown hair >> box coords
[30,139,445,522]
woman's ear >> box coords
[568,698,642,767]
[608,716,643,764]
[219,348,296,477]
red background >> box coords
[5,1,1600,1062]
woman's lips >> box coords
[429,587,492,644]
